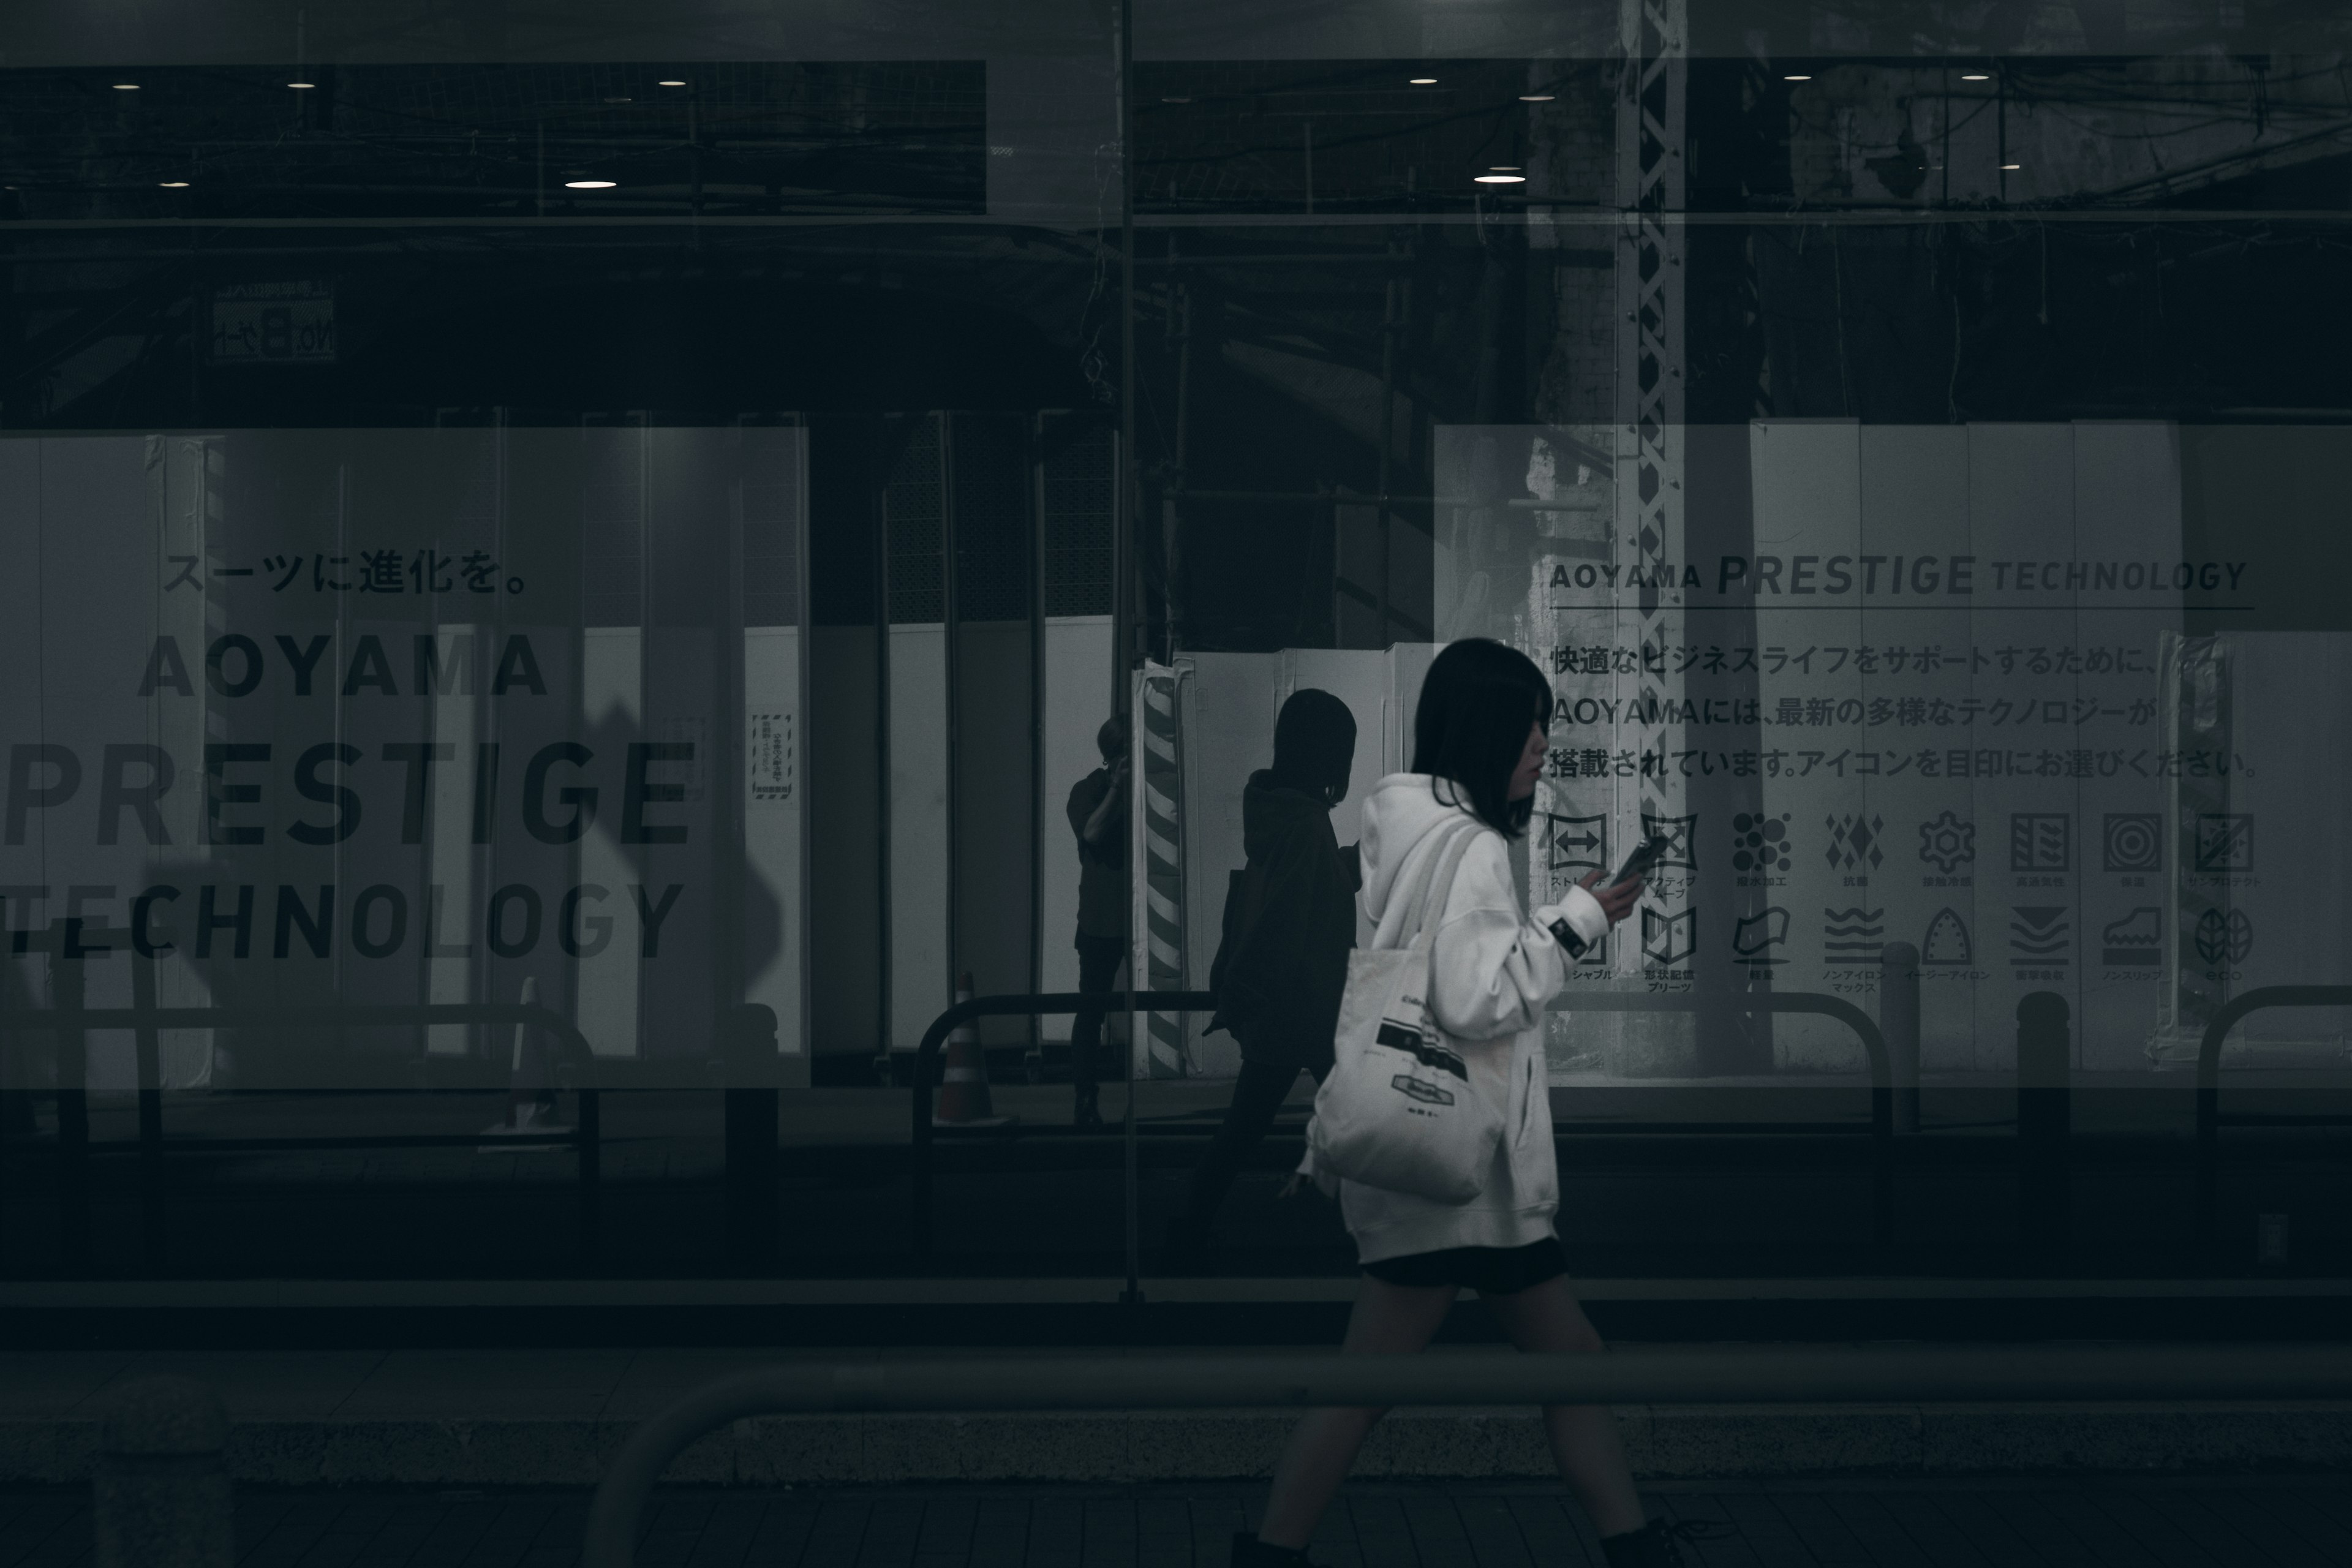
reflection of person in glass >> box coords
[1238,640,1680,1568]
[1064,714,1130,1128]
[1168,688,1360,1268]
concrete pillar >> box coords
[93,1375,232,1568]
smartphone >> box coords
[1608,834,1671,888]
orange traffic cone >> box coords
[933,971,1014,1128]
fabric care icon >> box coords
[2195,908,2253,966]
[1732,907,1789,966]
[1823,906,1885,960]
[1640,814,1698,871]
[2102,813,2162,873]
[2101,907,2163,966]
[1732,813,1792,873]
[1543,813,1606,877]
[2010,814,2071,872]
[1917,811,1974,875]
[1921,907,1973,965]
[1642,906,1696,966]
[2010,907,2071,965]
[1825,814,1884,872]
[2194,813,2254,873]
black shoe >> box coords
[1599,1517,1722,1567]
[1231,1533,1316,1568]
[1074,1087,1104,1128]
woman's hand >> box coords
[1578,869,1643,928]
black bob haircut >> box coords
[1410,638,1552,837]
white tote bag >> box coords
[1303,818,1504,1204]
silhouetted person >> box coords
[1065,714,1130,1127]
[1168,688,1360,1267]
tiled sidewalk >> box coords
[9,1480,2352,1567]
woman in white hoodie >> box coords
[1238,639,1687,1568]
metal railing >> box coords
[580,1342,2352,1568]
[2196,984,2352,1249]
[1,995,604,1271]
[909,988,1893,1263]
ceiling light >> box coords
[2001,162,2021,170]
[112,83,140,91]
[1962,72,1991,81]
[564,178,617,189]
[1785,74,1812,81]
[1474,173,1526,184]
[1408,77,1438,86]
[1518,94,1554,102]
[657,80,686,88]
[159,181,189,188]
[287,81,315,89]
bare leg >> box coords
[1254,1275,1458,1550]
[1480,1274,1648,1538]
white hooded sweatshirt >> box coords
[1325,772,1609,1264]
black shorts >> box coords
[1362,1237,1569,1296]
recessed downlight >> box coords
[2000,162,2021,170]
[287,81,315,89]
[1408,77,1438,86]
[1962,72,1991,81]
[657,80,687,87]
[564,178,617,189]
[1785,74,1812,81]
[1474,173,1526,184]
[112,83,140,91]
[159,181,189,188]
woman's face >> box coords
[1509,720,1547,802]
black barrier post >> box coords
[2016,991,2071,1259]
[722,1003,782,1273]
[49,922,91,1276]
[130,952,166,1271]
[1880,941,1920,1136]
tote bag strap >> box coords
[1401,816,1485,951]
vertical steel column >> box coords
[873,421,895,1079]
[1615,0,1689,1016]
[1027,418,1049,1081]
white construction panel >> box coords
[743,625,806,1066]
[423,630,484,1056]
[576,627,642,1057]
[888,622,951,1051]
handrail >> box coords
[910,989,1894,1259]
[1552,991,1894,1245]
[581,1343,2352,1568]
[2195,984,2352,1248]
[908,990,1215,1260]
[0,1000,606,1269]
[0,1001,598,1071]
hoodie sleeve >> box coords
[1426,833,1575,1042]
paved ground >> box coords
[10,1479,2352,1567]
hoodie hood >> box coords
[1242,769,1333,860]
[1356,772,1483,927]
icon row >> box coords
[1615,903,2253,969]
[1545,810,2256,876]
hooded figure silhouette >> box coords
[1174,688,1360,1268]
